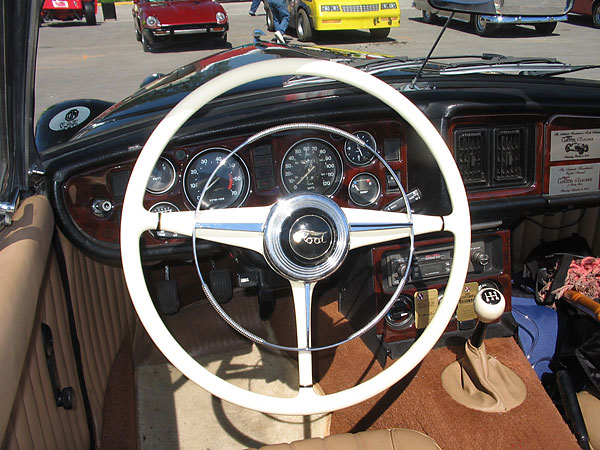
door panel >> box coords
[0,196,55,442]
[3,253,89,450]
[0,196,89,449]
[56,233,135,445]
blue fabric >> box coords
[512,296,558,379]
[268,0,290,33]
[249,0,261,14]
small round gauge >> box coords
[281,138,342,195]
[146,157,176,194]
[348,173,381,206]
[149,202,180,239]
[184,148,250,209]
[344,131,377,166]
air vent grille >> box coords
[455,129,487,186]
[453,124,532,192]
[494,128,526,183]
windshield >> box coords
[35,0,598,126]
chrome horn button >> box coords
[264,194,350,282]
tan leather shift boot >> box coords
[441,340,527,412]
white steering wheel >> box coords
[121,58,470,415]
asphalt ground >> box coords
[35,1,599,122]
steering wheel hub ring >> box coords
[264,194,349,282]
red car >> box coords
[132,0,229,52]
[41,0,97,25]
[571,0,600,27]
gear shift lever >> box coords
[441,287,526,412]
[470,287,506,348]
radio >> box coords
[381,238,500,292]
[373,230,512,346]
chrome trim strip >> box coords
[350,222,413,231]
[195,222,264,232]
[482,14,568,24]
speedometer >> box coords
[184,148,250,209]
[281,138,342,196]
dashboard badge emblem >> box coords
[289,215,332,260]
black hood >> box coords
[74,43,374,139]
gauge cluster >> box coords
[63,120,406,246]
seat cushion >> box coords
[253,428,441,450]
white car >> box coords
[413,0,573,36]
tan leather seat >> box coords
[577,390,600,450]
[252,428,441,450]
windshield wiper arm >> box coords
[440,61,600,76]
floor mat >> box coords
[312,301,579,450]
[136,344,330,450]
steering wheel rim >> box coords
[121,58,471,415]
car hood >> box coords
[74,44,382,138]
[140,0,225,25]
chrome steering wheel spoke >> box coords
[159,206,271,255]
[343,208,444,250]
[290,281,316,388]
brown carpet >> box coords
[99,336,137,450]
[313,302,579,450]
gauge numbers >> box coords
[281,138,342,196]
[344,131,377,166]
[184,148,250,209]
[146,157,176,194]
[348,173,381,206]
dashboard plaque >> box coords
[549,163,600,196]
[456,282,478,322]
[550,128,600,161]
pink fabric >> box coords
[553,257,600,300]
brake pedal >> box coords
[210,268,233,304]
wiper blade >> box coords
[282,51,600,87]
[440,61,600,76]
[282,58,427,88]
[437,54,600,76]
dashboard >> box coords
[63,119,407,247]
[43,71,600,348]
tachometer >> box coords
[281,138,342,196]
[184,148,250,209]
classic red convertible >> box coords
[132,0,229,52]
[41,0,97,25]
